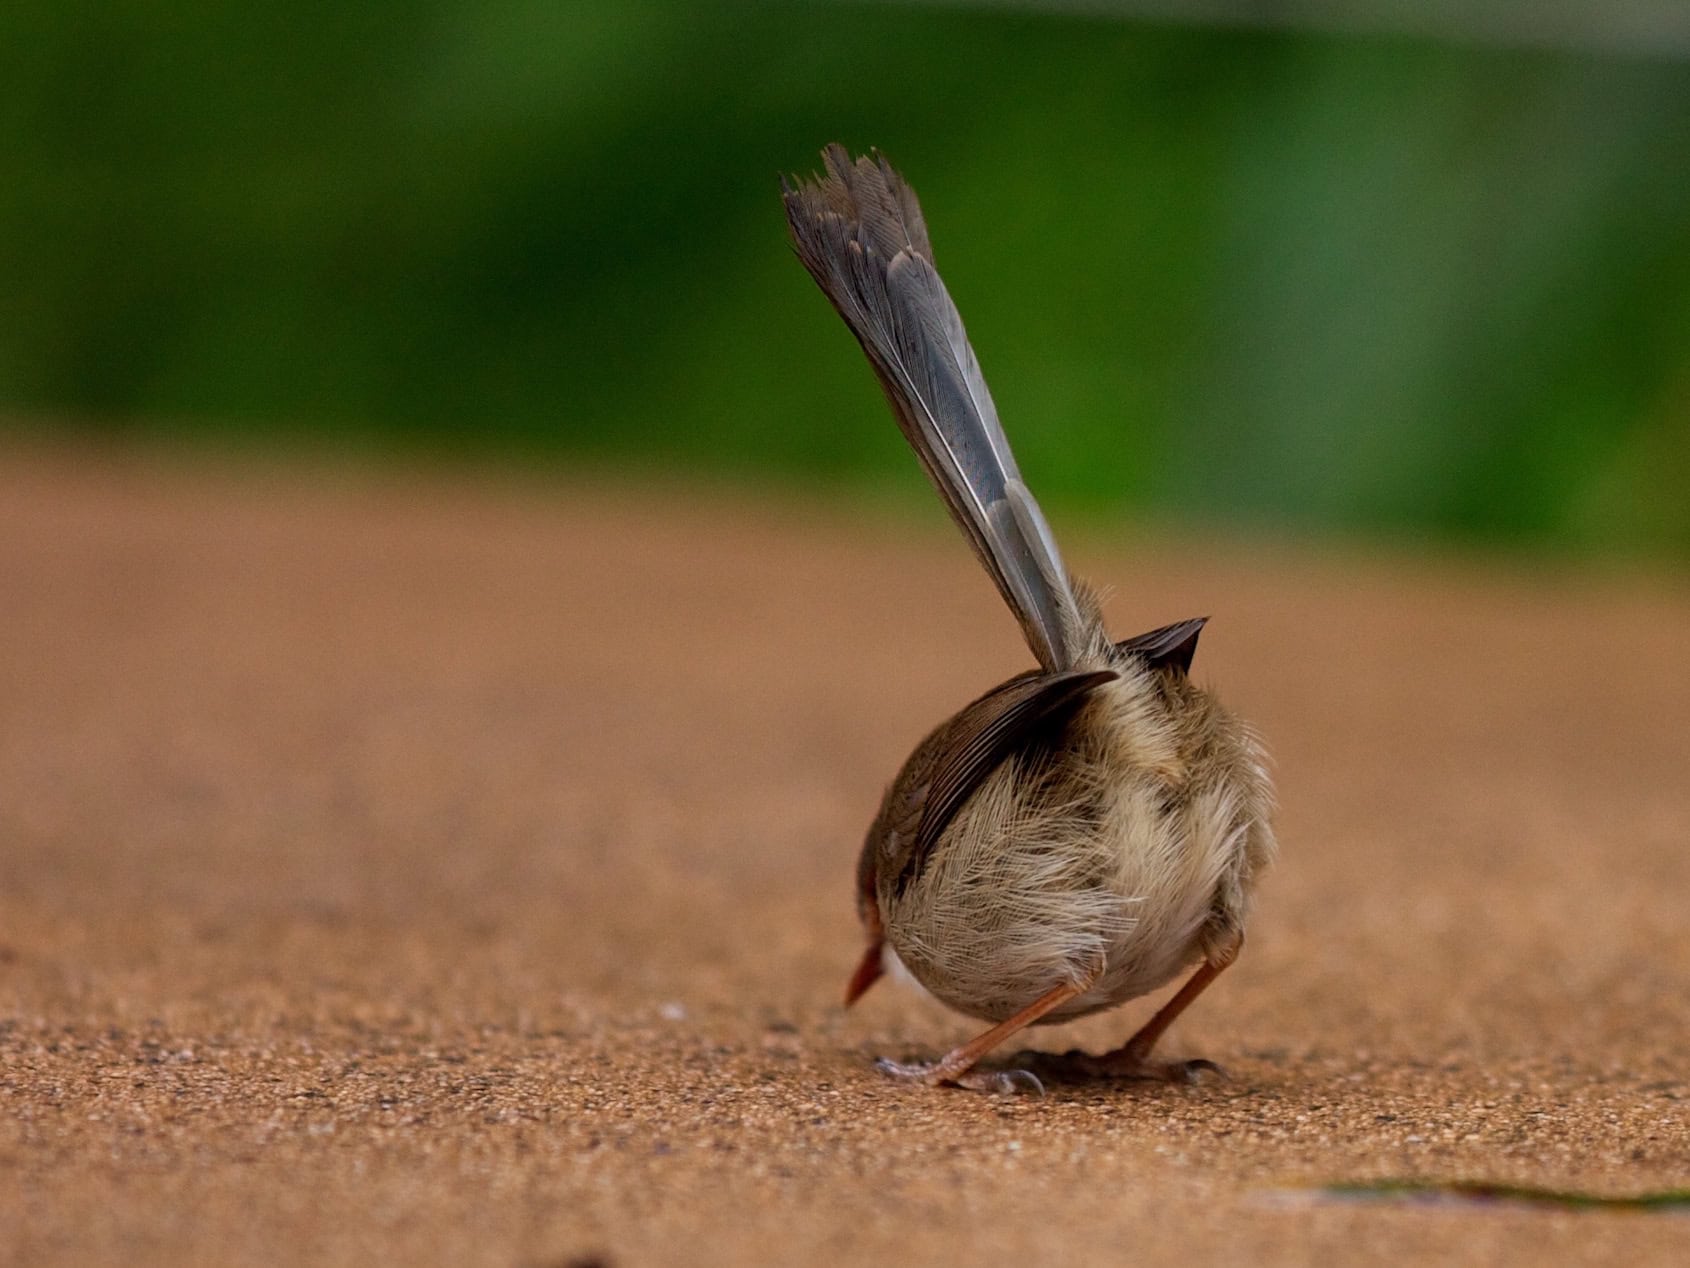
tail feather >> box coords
[783,144,1084,672]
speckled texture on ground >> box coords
[2,445,1688,1266]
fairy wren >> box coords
[782,145,1276,1093]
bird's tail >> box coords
[782,144,1085,672]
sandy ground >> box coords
[2,444,1688,1266]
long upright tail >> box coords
[782,144,1084,672]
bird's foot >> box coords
[1017,1044,1225,1085]
[874,1055,1045,1096]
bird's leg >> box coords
[1038,933,1243,1082]
[876,961,1103,1094]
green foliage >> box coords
[2,2,1687,555]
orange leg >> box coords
[877,965,1102,1094]
[1053,933,1242,1081]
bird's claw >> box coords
[958,1067,1045,1096]
[875,1056,1045,1096]
[1015,1048,1227,1084]
[1169,1057,1224,1083]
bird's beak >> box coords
[844,939,885,1006]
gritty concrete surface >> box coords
[2,443,1688,1266]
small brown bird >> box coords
[782,145,1277,1092]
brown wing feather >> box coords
[892,668,1117,897]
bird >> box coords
[781,144,1277,1093]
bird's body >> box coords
[784,145,1276,1091]
[874,597,1274,1028]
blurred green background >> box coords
[3,1,1688,556]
